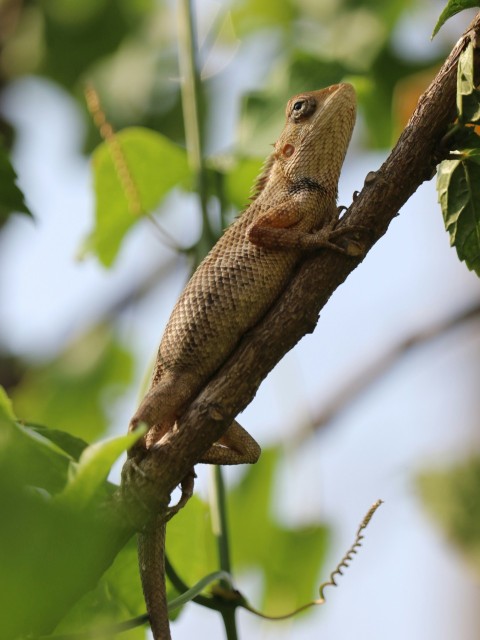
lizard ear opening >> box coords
[282,143,295,158]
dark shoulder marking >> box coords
[288,177,328,195]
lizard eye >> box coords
[289,96,316,121]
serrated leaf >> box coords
[57,428,144,509]
[432,1,480,38]
[0,144,32,223]
[437,157,480,276]
[457,40,480,124]
[84,127,191,266]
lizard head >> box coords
[274,83,357,197]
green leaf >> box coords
[432,0,479,38]
[166,495,218,586]
[229,448,329,614]
[57,428,144,509]
[28,423,89,460]
[40,0,147,88]
[0,401,73,494]
[11,326,134,442]
[224,157,263,209]
[85,126,191,266]
[418,457,480,575]
[437,155,480,276]
[166,453,328,616]
[0,385,16,419]
[0,406,133,637]
[231,0,297,35]
[0,483,131,638]
[0,143,32,224]
[457,40,480,124]
[53,536,145,639]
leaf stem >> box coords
[177,0,216,261]
[210,465,238,640]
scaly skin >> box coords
[127,83,357,639]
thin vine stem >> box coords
[177,1,239,637]
[210,465,238,640]
[177,0,217,261]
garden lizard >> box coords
[126,82,358,639]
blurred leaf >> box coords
[39,0,150,88]
[0,143,32,224]
[0,488,130,638]
[231,0,297,35]
[348,0,414,27]
[418,457,480,574]
[0,395,73,494]
[85,127,191,266]
[432,0,479,38]
[29,423,89,460]
[224,157,263,209]
[0,402,133,638]
[0,385,16,419]
[457,41,480,124]
[54,536,145,639]
[56,428,144,509]
[289,54,350,96]
[391,67,436,134]
[166,453,328,616]
[437,149,480,276]
[238,92,287,156]
[229,448,329,614]
[166,495,218,587]
[366,45,438,148]
[11,327,134,442]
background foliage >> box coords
[0,0,479,639]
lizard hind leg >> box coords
[128,373,193,453]
[199,419,261,465]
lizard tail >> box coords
[138,516,171,640]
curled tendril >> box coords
[241,499,383,622]
[318,499,383,601]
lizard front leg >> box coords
[247,205,367,256]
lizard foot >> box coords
[165,469,196,522]
[326,224,372,257]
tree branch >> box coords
[120,13,480,523]
[296,302,480,441]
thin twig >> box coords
[296,301,480,441]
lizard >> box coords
[125,82,358,639]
